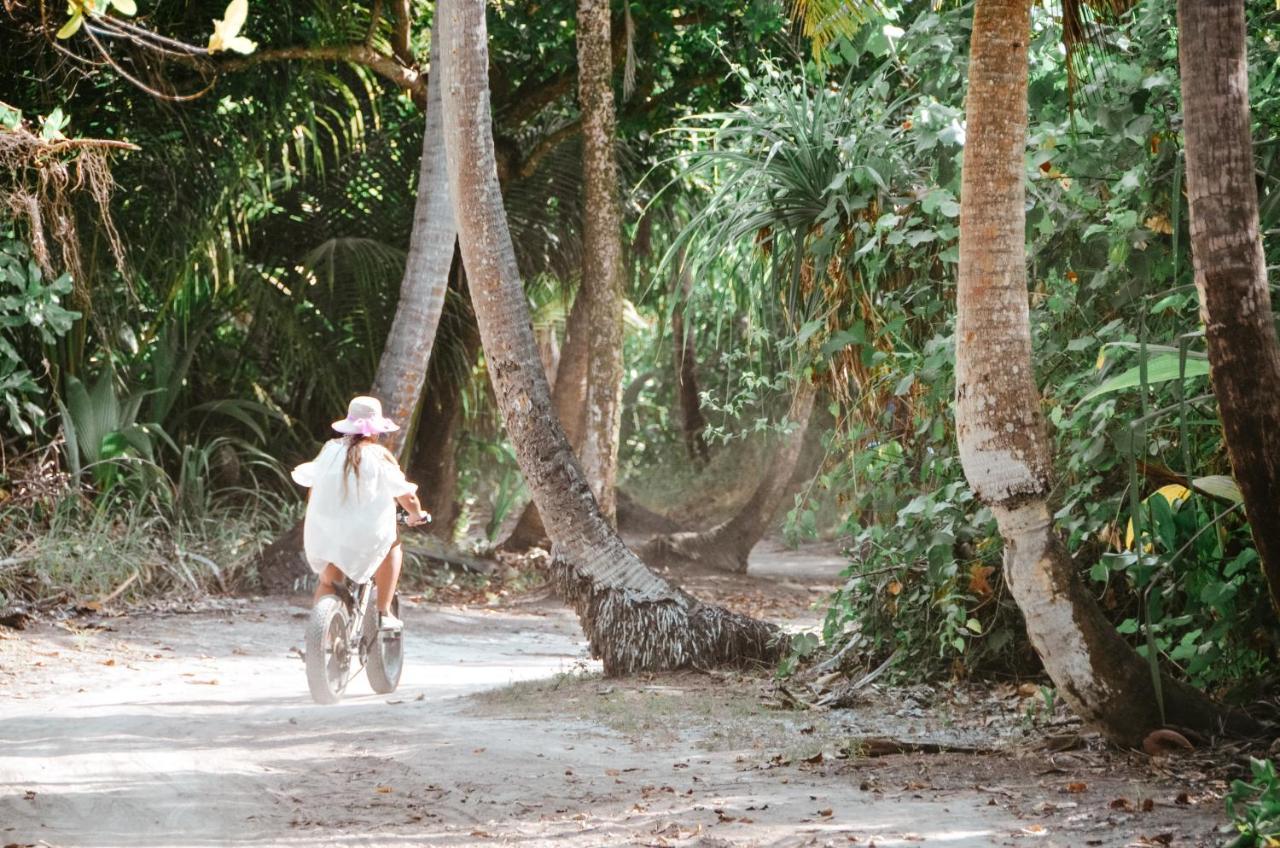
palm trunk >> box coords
[956,0,1250,747]
[672,255,710,466]
[437,0,780,673]
[575,0,626,525]
[370,14,455,458]
[499,290,591,550]
[638,379,817,574]
[255,22,452,590]
[1178,0,1280,614]
[408,258,481,537]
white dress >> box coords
[290,440,418,583]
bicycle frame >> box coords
[329,579,377,679]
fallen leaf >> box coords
[375,785,394,794]
[1065,782,1087,794]
[968,564,995,598]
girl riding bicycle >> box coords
[291,396,429,631]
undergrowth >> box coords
[0,443,295,608]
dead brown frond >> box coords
[0,107,135,304]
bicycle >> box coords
[304,512,428,704]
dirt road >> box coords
[0,545,1231,847]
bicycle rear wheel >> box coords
[305,594,351,704]
[365,592,403,694]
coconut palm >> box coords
[1177,0,1280,614]
[437,0,781,672]
[953,0,1258,746]
[371,14,455,459]
[573,0,626,525]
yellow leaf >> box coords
[224,35,257,54]
[57,12,84,39]
[1124,485,1191,550]
[1095,348,1107,370]
[208,0,254,54]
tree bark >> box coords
[672,254,711,466]
[437,0,781,673]
[1178,0,1280,614]
[955,0,1253,747]
[575,0,626,526]
[499,290,591,550]
[637,379,817,574]
[408,255,482,537]
[371,14,455,459]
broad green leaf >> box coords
[112,0,137,14]
[0,104,21,130]
[1081,353,1211,403]
[1191,475,1243,504]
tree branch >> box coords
[218,43,425,102]
[391,0,414,65]
[366,0,384,46]
[499,15,629,128]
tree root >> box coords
[552,552,784,674]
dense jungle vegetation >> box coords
[3,0,1280,772]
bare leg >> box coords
[374,543,403,615]
[313,563,344,605]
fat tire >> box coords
[365,592,403,695]
[306,595,350,704]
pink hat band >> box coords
[332,395,399,435]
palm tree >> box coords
[575,0,626,525]
[437,0,781,672]
[500,291,591,550]
[1177,0,1280,614]
[371,14,455,459]
[954,0,1251,747]
[640,378,816,573]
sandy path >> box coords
[0,545,1227,847]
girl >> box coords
[291,396,429,631]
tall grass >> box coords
[0,438,297,607]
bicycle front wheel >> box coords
[305,594,351,704]
[365,592,403,695]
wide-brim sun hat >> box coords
[332,395,400,436]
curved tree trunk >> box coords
[575,0,626,526]
[371,15,455,459]
[955,0,1252,748]
[408,255,482,538]
[672,255,710,466]
[437,0,780,673]
[255,24,452,591]
[1178,0,1280,614]
[499,290,591,550]
[638,379,817,574]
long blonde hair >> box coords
[341,434,372,495]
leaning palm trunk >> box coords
[371,15,455,459]
[438,0,780,673]
[1178,0,1280,614]
[575,0,626,525]
[672,255,711,466]
[638,379,817,574]
[956,0,1250,747]
[500,291,591,551]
